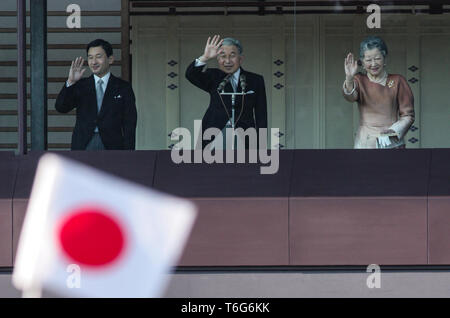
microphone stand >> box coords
[219,90,247,149]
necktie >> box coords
[231,77,237,92]
[96,78,104,113]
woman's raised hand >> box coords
[344,53,358,80]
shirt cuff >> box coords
[66,80,74,88]
[342,81,356,95]
[195,58,207,67]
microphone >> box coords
[217,73,232,92]
[239,74,247,92]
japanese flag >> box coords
[12,154,196,298]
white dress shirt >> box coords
[195,58,240,90]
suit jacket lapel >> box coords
[85,75,97,116]
[98,74,116,119]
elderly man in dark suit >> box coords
[186,35,268,149]
[55,39,137,150]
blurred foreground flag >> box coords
[12,154,196,297]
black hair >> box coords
[86,39,113,57]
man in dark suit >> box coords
[55,39,137,150]
[185,35,267,149]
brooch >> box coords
[387,80,395,88]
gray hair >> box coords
[221,37,243,55]
[359,36,388,60]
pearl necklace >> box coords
[367,71,388,86]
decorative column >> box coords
[271,15,286,149]
[166,16,180,149]
[405,16,421,148]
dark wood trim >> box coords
[46,44,122,49]
[122,0,131,82]
[0,110,75,116]
[130,0,450,15]
[0,127,73,132]
[0,11,121,16]
[30,0,48,151]
[17,0,27,155]
[130,8,450,15]
[130,0,450,8]
[0,60,122,66]
[0,27,122,33]
[0,94,58,99]
[0,44,122,49]
[0,143,70,149]
[0,77,74,83]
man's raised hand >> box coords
[67,57,86,85]
[200,35,224,62]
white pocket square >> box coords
[114,94,122,99]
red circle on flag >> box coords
[57,207,126,268]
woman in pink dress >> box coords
[343,36,415,149]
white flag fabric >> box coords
[12,153,196,298]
